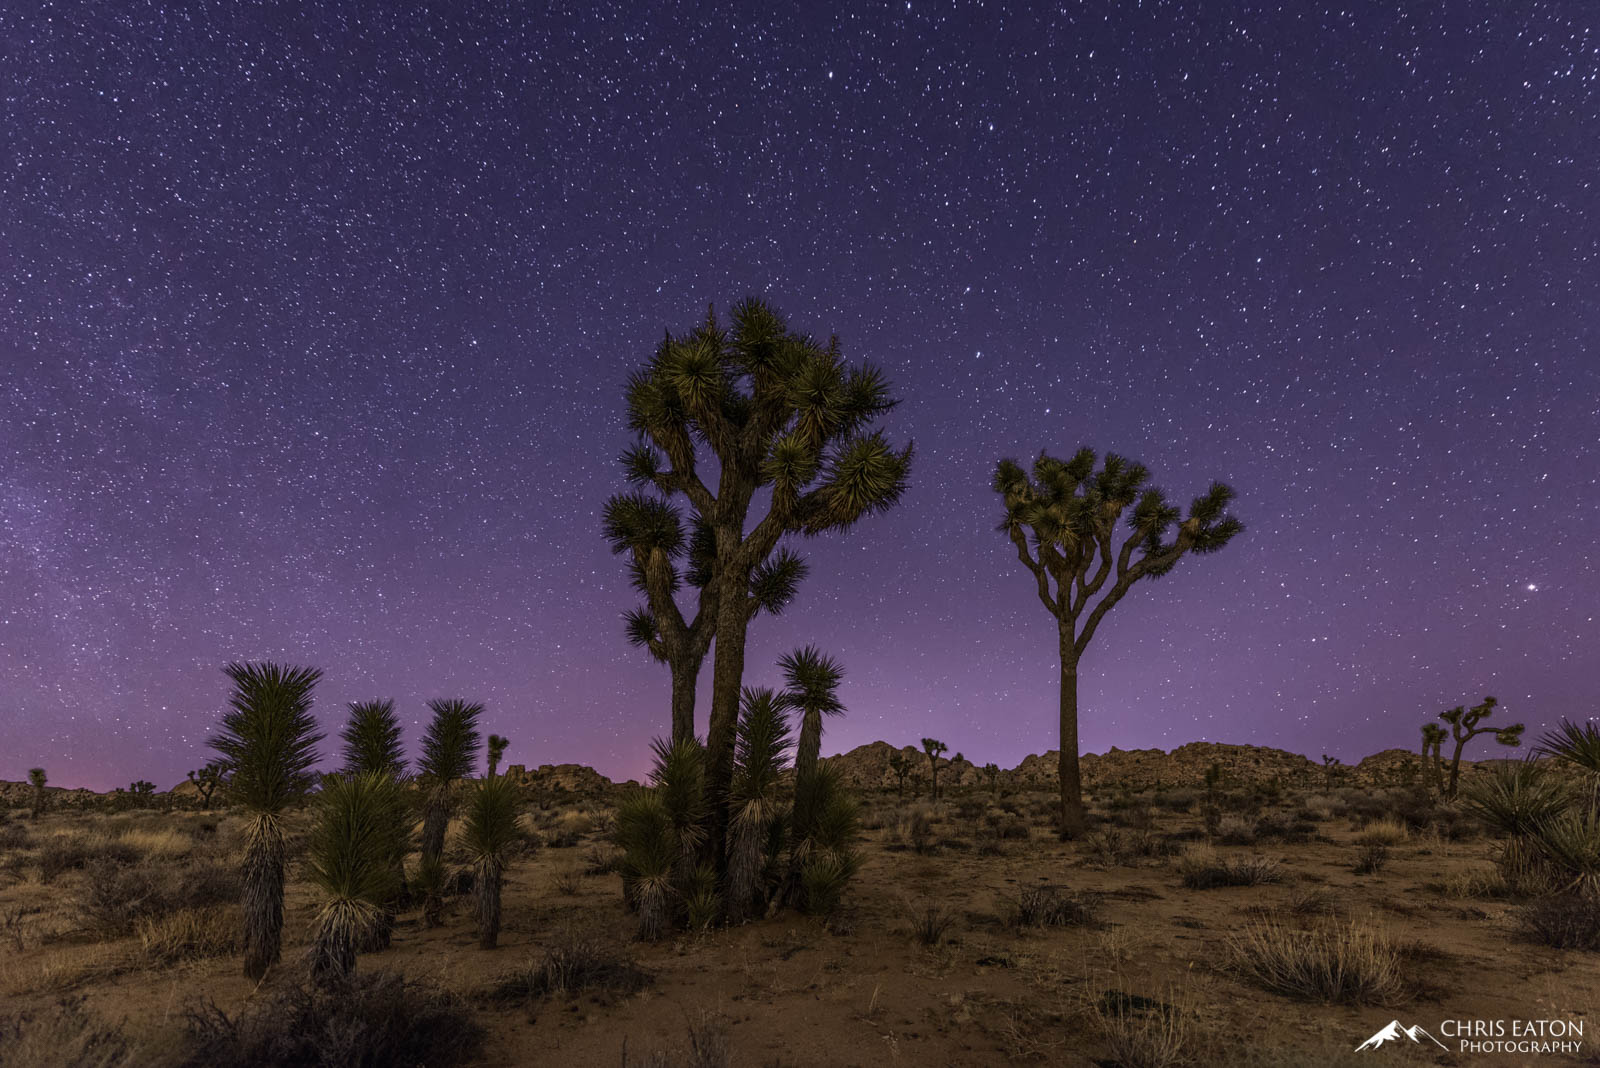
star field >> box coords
[2,2,1596,789]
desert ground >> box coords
[1,753,1596,1067]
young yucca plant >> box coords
[340,700,410,950]
[414,852,448,929]
[1540,719,1600,812]
[460,773,521,949]
[649,735,708,884]
[1529,808,1600,899]
[792,763,862,915]
[306,772,405,986]
[725,688,791,924]
[417,698,484,864]
[27,767,46,818]
[613,788,676,941]
[778,646,845,787]
[1461,758,1572,837]
[210,661,324,981]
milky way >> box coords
[3,3,1596,790]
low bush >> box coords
[37,835,141,883]
[1518,893,1600,951]
[1353,844,1389,876]
[1010,886,1098,929]
[1354,818,1408,847]
[1179,851,1282,889]
[489,933,651,1002]
[909,903,955,946]
[0,996,143,1068]
[183,970,483,1068]
[138,906,240,965]
[1225,918,1405,1004]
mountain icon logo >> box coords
[1355,1020,1449,1052]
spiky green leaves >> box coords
[211,662,325,816]
[307,772,405,913]
[749,550,808,617]
[418,699,483,785]
[803,432,914,534]
[341,700,405,778]
[614,788,676,941]
[603,493,686,557]
[1462,760,1571,837]
[1540,719,1600,775]
[27,767,45,789]
[781,646,846,782]
[732,689,793,807]
[460,773,521,866]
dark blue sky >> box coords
[3,2,1595,789]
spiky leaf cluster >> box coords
[210,662,325,815]
[340,700,406,778]
[306,771,405,911]
[1461,760,1572,837]
[1539,719,1600,776]
[418,699,483,785]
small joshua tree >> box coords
[724,689,791,924]
[887,751,912,800]
[780,646,845,785]
[417,699,484,865]
[982,762,1001,798]
[339,700,408,950]
[129,780,157,803]
[460,773,520,949]
[187,761,228,809]
[486,734,510,778]
[27,768,46,818]
[1422,696,1524,799]
[306,771,403,987]
[1320,755,1345,789]
[921,738,948,801]
[994,449,1241,837]
[210,661,324,980]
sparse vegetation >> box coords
[1226,918,1405,1004]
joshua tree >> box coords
[417,698,484,864]
[460,773,520,949]
[305,771,403,987]
[887,751,912,800]
[340,700,406,778]
[129,780,156,802]
[26,768,46,818]
[1421,696,1524,799]
[1320,755,1345,789]
[779,646,845,786]
[210,661,324,980]
[187,761,228,809]
[613,299,912,858]
[982,762,1001,798]
[993,448,1242,837]
[486,734,510,777]
[724,688,792,924]
[921,738,948,801]
[339,700,409,949]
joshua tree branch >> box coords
[1009,527,1058,615]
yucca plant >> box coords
[1529,808,1600,899]
[339,700,410,950]
[613,788,676,940]
[27,767,46,818]
[649,735,708,884]
[209,661,324,980]
[460,773,520,949]
[779,646,845,786]
[414,852,448,929]
[725,688,791,924]
[1461,759,1571,837]
[1540,719,1600,811]
[793,762,862,916]
[417,698,484,865]
[306,772,405,986]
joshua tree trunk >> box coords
[476,862,502,949]
[241,821,286,981]
[796,711,822,785]
[1058,631,1086,839]
[421,793,449,863]
[311,906,358,988]
[706,559,752,865]
[670,664,699,745]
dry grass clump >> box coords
[184,970,483,1068]
[37,834,142,883]
[1010,886,1099,929]
[489,932,651,1002]
[1354,818,1409,846]
[0,996,145,1068]
[1352,844,1389,875]
[1089,984,1192,1068]
[1213,816,1256,845]
[1178,849,1282,890]
[619,1012,732,1068]
[137,906,240,965]
[908,902,956,945]
[1517,893,1600,951]
[77,856,238,935]
[1225,918,1405,1004]
[0,824,35,851]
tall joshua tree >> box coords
[210,661,324,980]
[27,768,46,818]
[780,646,845,785]
[306,771,403,987]
[418,699,484,864]
[612,299,912,852]
[187,760,229,809]
[459,773,520,949]
[994,449,1242,837]
[339,699,408,950]
[920,738,948,801]
[486,733,510,777]
[1422,696,1524,799]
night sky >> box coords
[3,4,1596,791]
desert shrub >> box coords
[1178,850,1282,889]
[0,824,34,851]
[1010,886,1098,929]
[1153,790,1196,814]
[583,844,622,876]
[1518,893,1600,951]
[77,856,239,935]
[909,903,955,945]
[183,970,483,1068]
[1225,918,1404,1004]
[1354,818,1408,847]
[1214,816,1256,845]
[1353,844,1389,876]
[954,799,984,822]
[904,807,935,855]
[0,996,142,1068]
[619,1013,732,1068]
[1091,986,1190,1068]
[975,833,1005,857]
[553,870,584,896]
[490,933,651,1001]
[37,835,141,883]
[996,816,1030,840]
[138,906,240,965]
[1200,805,1221,837]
